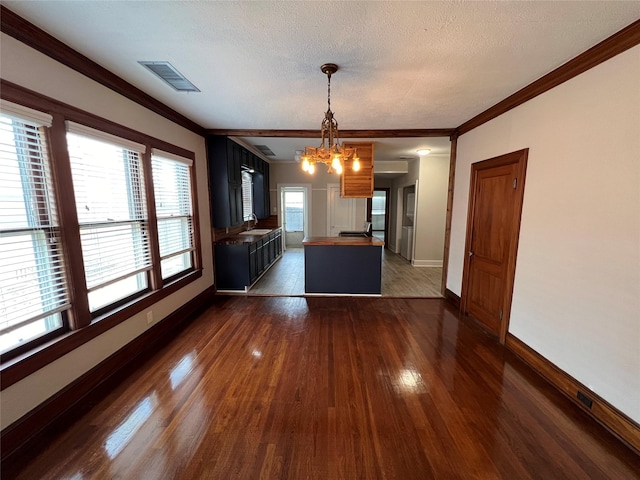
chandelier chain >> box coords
[301,63,360,176]
[327,71,331,112]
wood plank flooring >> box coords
[10,297,639,479]
[250,247,443,297]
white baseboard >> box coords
[411,260,443,268]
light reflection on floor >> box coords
[104,393,157,459]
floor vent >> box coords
[138,61,200,92]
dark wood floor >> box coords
[9,297,640,479]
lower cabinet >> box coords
[215,229,282,290]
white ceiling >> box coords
[4,1,639,164]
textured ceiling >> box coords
[4,1,639,162]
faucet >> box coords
[246,213,258,231]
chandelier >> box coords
[301,64,360,175]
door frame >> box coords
[394,182,417,255]
[367,188,390,247]
[326,183,356,236]
[460,149,528,344]
[278,183,311,249]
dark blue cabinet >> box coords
[214,229,282,290]
[207,135,270,228]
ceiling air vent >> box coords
[138,61,200,92]
[254,145,275,156]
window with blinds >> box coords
[151,151,194,280]
[66,123,151,313]
[0,106,69,353]
[242,170,253,221]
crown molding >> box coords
[457,19,640,136]
[206,129,456,138]
[5,4,636,141]
[0,6,205,136]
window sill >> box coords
[0,269,203,390]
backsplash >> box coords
[213,215,280,241]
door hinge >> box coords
[513,178,517,189]
[499,309,503,320]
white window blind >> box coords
[242,170,253,221]
[0,110,69,353]
[0,100,53,127]
[66,121,146,154]
[151,153,194,279]
[66,131,151,312]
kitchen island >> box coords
[302,236,384,295]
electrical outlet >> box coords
[577,391,593,409]
[146,311,154,325]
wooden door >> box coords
[461,149,527,342]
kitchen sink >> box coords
[238,229,272,235]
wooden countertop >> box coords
[302,236,384,246]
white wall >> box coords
[0,34,214,429]
[414,155,449,266]
[448,46,640,422]
[270,163,367,236]
[393,156,449,263]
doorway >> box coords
[396,184,416,261]
[461,149,528,343]
[280,185,309,248]
[327,183,355,236]
[367,188,390,245]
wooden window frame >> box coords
[0,114,71,358]
[150,152,197,282]
[65,130,152,315]
[0,80,203,389]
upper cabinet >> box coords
[207,136,270,228]
[252,167,270,220]
[341,142,374,198]
[227,141,243,185]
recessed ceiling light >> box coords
[416,149,431,156]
